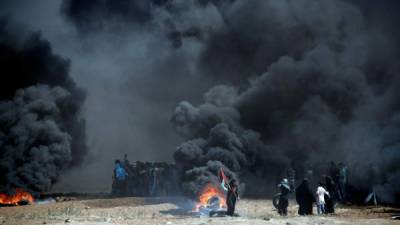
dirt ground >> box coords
[0,197,399,225]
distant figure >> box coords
[338,162,348,202]
[123,154,130,167]
[329,162,340,184]
[123,154,134,195]
[295,179,315,215]
[226,179,239,216]
[325,176,336,213]
[141,167,150,196]
[305,165,316,189]
[278,178,291,216]
[364,187,377,206]
[113,160,128,196]
[287,168,296,193]
[149,168,159,196]
[316,182,330,215]
[365,163,378,205]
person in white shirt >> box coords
[316,182,330,215]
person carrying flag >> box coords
[219,168,239,216]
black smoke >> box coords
[61,0,168,33]
[0,19,87,194]
[169,0,400,203]
[57,0,399,201]
[61,0,235,33]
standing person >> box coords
[123,154,130,168]
[149,167,160,196]
[123,154,134,195]
[287,168,296,193]
[316,182,329,215]
[113,160,128,196]
[215,169,239,217]
[226,179,239,216]
[329,162,340,184]
[329,162,340,200]
[338,162,348,203]
[325,176,336,214]
[295,178,315,215]
[364,163,378,205]
[278,178,291,216]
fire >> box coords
[193,183,226,212]
[0,188,34,206]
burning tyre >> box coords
[0,188,34,206]
[193,184,226,214]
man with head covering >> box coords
[325,176,336,213]
[278,178,291,216]
[295,178,315,215]
[226,179,239,216]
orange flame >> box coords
[0,188,34,206]
[193,183,226,212]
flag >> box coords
[218,168,230,190]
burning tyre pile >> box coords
[0,188,80,208]
[0,188,34,206]
[192,184,226,216]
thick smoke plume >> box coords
[48,0,400,198]
[0,19,87,194]
[167,0,400,203]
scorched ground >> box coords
[0,196,399,225]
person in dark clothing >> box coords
[325,176,336,214]
[329,162,340,184]
[329,162,342,201]
[226,179,239,216]
[295,178,315,215]
[278,178,291,216]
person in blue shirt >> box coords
[112,160,128,196]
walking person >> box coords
[316,182,329,215]
[226,179,239,216]
[325,176,336,214]
[295,178,315,215]
[278,178,291,216]
[216,168,239,217]
[338,162,348,203]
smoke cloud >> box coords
[1,0,399,200]
[169,0,400,203]
[0,19,87,194]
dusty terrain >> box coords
[0,197,399,225]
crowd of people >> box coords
[110,157,378,218]
[111,154,180,197]
[276,162,349,216]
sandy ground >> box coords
[0,197,399,225]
